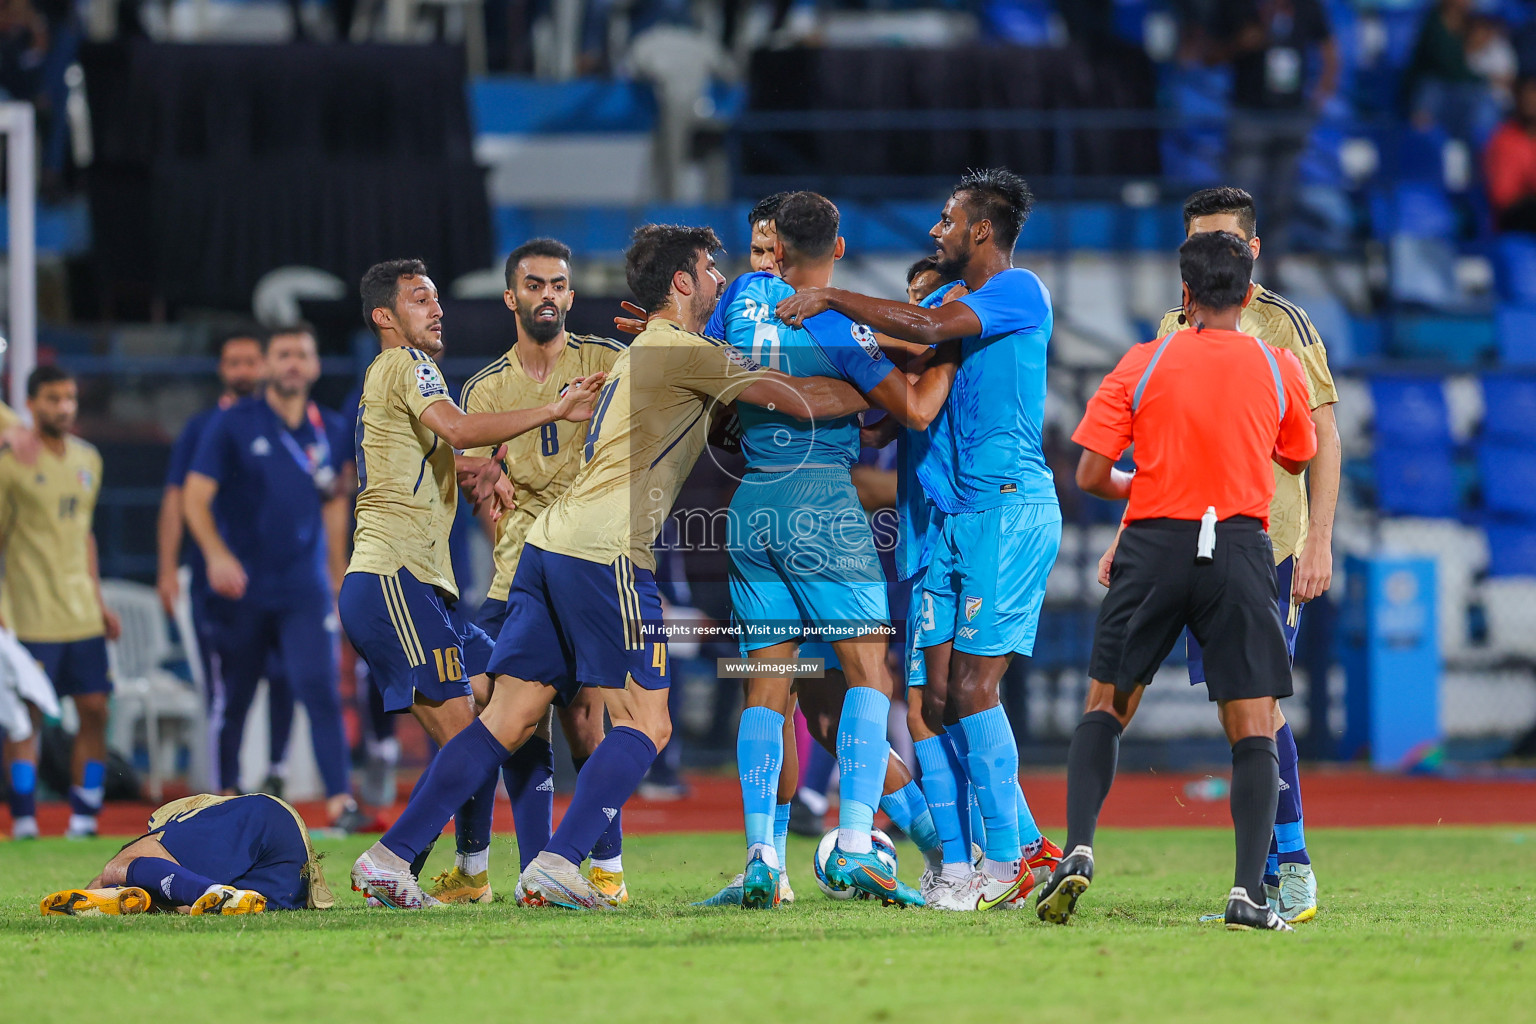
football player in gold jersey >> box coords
[1103,187,1339,923]
[353,224,883,909]
[338,259,603,907]
[0,367,121,839]
[453,237,633,904]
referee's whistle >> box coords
[1196,506,1217,564]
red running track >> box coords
[7,767,1534,839]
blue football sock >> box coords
[572,754,624,865]
[382,719,508,865]
[801,742,836,802]
[943,726,979,853]
[958,707,1022,867]
[126,857,220,907]
[915,736,967,865]
[454,771,498,858]
[835,686,890,855]
[881,779,941,857]
[544,727,656,867]
[1266,838,1281,887]
[69,759,106,817]
[774,803,790,872]
[503,735,554,872]
[8,760,36,819]
[1015,780,1043,848]
[737,706,785,863]
[1274,722,1310,866]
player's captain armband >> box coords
[850,323,882,361]
[725,347,763,372]
[415,362,448,399]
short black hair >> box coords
[1182,187,1257,239]
[747,192,791,229]
[265,321,317,352]
[906,254,941,285]
[625,224,723,314]
[360,259,429,338]
[214,326,265,356]
[952,167,1033,251]
[503,238,573,289]
[27,364,72,398]
[773,192,839,260]
[1179,231,1254,312]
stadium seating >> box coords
[1485,521,1536,578]
[1497,304,1536,366]
[1477,444,1536,519]
[1369,377,1453,447]
[1493,234,1536,304]
[1372,447,1461,517]
[1480,374,1536,443]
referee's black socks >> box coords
[1064,710,1124,854]
[1230,735,1280,903]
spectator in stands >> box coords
[1486,76,1536,234]
[1404,0,1503,147]
[1204,0,1339,257]
[1467,14,1519,112]
[0,0,47,102]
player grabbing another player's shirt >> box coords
[717,191,956,908]
[0,367,121,840]
[352,224,870,910]
[339,259,605,906]
[778,168,1060,911]
[1038,231,1316,933]
[41,793,334,916]
[458,237,631,904]
[1146,187,1340,924]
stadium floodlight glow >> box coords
[0,101,34,416]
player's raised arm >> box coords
[416,373,605,451]
[734,369,868,421]
[777,286,981,347]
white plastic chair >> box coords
[102,579,207,800]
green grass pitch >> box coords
[1,827,1532,1024]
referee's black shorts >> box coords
[1088,516,1294,703]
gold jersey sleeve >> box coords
[526,320,766,571]
[1156,284,1338,564]
[0,437,105,642]
[347,346,462,597]
[460,335,627,600]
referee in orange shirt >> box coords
[1035,232,1317,932]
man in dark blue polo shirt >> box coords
[183,324,365,830]
[156,328,296,797]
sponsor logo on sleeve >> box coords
[850,323,882,360]
[725,347,763,372]
[416,363,447,398]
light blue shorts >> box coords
[913,503,1062,658]
[729,468,890,656]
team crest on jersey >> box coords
[251,437,272,456]
[850,323,881,360]
[77,468,93,489]
[725,347,762,372]
[416,363,447,398]
[964,596,984,622]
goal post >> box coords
[0,101,35,417]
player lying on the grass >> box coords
[1036,230,1316,933]
[338,258,604,908]
[710,191,957,908]
[777,168,1060,912]
[459,237,632,905]
[352,223,871,910]
[1140,186,1339,924]
[40,793,335,916]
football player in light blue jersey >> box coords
[721,192,957,908]
[778,168,1062,912]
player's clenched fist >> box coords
[551,373,607,422]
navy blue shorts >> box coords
[338,568,493,713]
[151,795,308,910]
[1187,557,1299,686]
[487,545,669,706]
[476,596,509,640]
[23,636,110,697]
